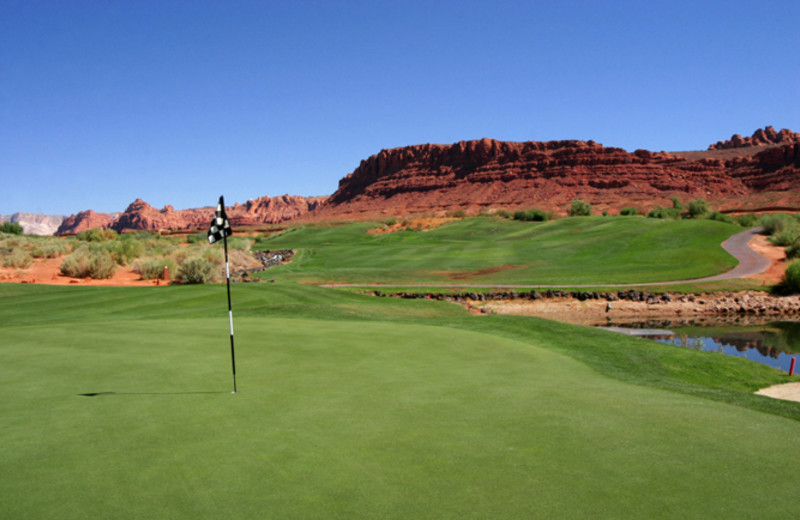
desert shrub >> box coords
[60,249,116,279]
[1,248,33,268]
[669,197,684,210]
[768,228,800,247]
[133,258,178,280]
[513,209,548,222]
[759,214,794,236]
[31,241,68,259]
[0,222,24,235]
[785,242,800,260]
[619,207,638,216]
[647,207,682,220]
[782,261,800,293]
[227,237,253,251]
[177,256,214,284]
[110,237,145,265]
[186,232,208,244]
[77,228,118,242]
[495,210,512,219]
[707,211,735,225]
[687,198,709,218]
[568,200,592,217]
[385,218,398,226]
[448,209,467,218]
[735,214,758,227]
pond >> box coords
[596,318,800,373]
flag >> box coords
[208,196,233,244]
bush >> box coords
[133,258,178,280]
[77,228,118,242]
[687,199,709,218]
[513,209,549,222]
[782,261,800,294]
[1,248,33,268]
[647,207,682,220]
[669,197,684,210]
[31,241,68,259]
[735,214,758,227]
[110,238,145,265]
[786,242,800,260]
[619,207,638,216]
[0,222,24,235]
[568,200,592,217]
[60,249,116,279]
[707,211,735,225]
[759,214,794,235]
[177,256,215,284]
[769,228,800,247]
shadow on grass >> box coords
[79,391,231,397]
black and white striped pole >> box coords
[208,195,237,394]
[223,227,237,394]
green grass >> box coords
[2,283,799,519]
[252,217,740,285]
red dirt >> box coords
[744,234,787,285]
[0,257,166,287]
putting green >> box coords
[2,288,800,519]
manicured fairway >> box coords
[253,217,740,285]
[1,283,799,519]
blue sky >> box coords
[2,0,798,215]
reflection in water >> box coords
[598,319,800,372]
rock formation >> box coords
[709,126,800,150]
[55,210,115,235]
[1,213,65,236]
[314,128,800,219]
[56,195,327,235]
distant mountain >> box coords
[0,213,65,236]
[55,195,326,235]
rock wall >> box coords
[315,128,800,219]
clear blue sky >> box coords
[2,0,798,216]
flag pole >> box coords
[221,196,237,394]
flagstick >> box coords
[222,208,237,394]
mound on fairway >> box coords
[1,283,799,519]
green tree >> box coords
[0,222,24,235]
[568,200,592,216]
[687,199,709,218]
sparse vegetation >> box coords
[1,248,33,268]
[619,207,638,216]
[76,227,118,242]
[59,248,116,279]
[177,256,215,284]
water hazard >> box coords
[596,317,800,372]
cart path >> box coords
[322,227,773,289]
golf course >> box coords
[2,216,800,519]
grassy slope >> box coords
[2,283,799,519]
[252,217,740,285]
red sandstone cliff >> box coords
[55,210,116,235]
[56,195,326,235]
[314,127,800,218]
